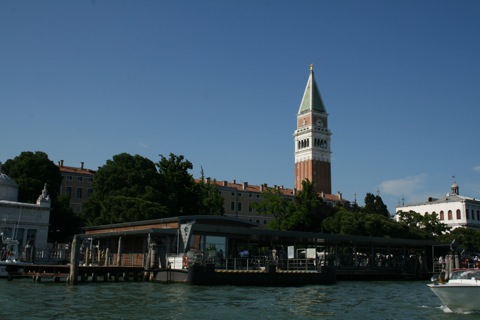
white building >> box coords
[395,181,480,230]
[0,169,51,249]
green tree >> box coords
[396,210,450,240]
[322,208,430,239]
[196,169,224,215]
[253,186,293,230]
[363,193,389,217]
[439,227,480,254]
[2,151,79,242]
[2,151,62,203]
[82,153,168,225]
[49,194,83,243]
[156,153,199,215]
[285,180,323,231]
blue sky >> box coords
[1,0,479,214]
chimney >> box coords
[293,188,297,196]
[80,162,84,170]
[337,191,343,200]
[60,160,64,167]
[206,177,211,184]
[242,182,248,190]
[233,179,236,184]
[223,181,228,187]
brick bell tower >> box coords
[294,64,332,194]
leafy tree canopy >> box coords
[196,168,224,216]
[2,151,78,242]
[396,210,451,239]
[255,179,335,232]
[2,151,62,203]
[362,193,389,217]
[82,153,168,225]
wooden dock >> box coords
[20,264,145,283]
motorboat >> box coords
[0,236,30,278]
[428,268,480,313]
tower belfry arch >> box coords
[294,65,332,194]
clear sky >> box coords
[1,0,479,214]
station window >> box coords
[448,210,453,220]
[456,209,461,220]
[230,202,235,211]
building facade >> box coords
[395,181,480,230]
[0,169,51,249]
[57,160,95,214]
[294,65,332,194]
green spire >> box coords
[298,64,327,114]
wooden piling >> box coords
[67,235,81,285]
[105,248,110,266]
[116,237,123,266]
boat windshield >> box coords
[451,269,480,280]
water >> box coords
[0,280,478,320]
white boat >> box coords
[428,268,480,313]
[0,236,27,278]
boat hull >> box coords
[428,284,480,313]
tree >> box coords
[82,153,168,225]
[253,186,292,230]
[196,168,224,215]
[396,210,450,240]
[286,180,323,231]
[3,151,78,242]
[2,151,62,203]
[363,193,389,217]
[156,153,199,215]
[439,227,480,254]
[49,194,83,243]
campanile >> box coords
[294,65,332,194]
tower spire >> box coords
[294,65,332,194]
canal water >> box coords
[0,279,478,319]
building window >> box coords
[249,193,252,198]
[231,192,235,196]
[477,211,480,220]
[448,210,453,220]
[256,194,260,198]
[237,202,242,211]
[249,205,253,213]
[77,177,83,182]
[440,211,444,220]
[238,192,242,197]
[230,202,235,211]
[263,220,267,225]
[66,176,72,181]
[456,209,461,220]
[87,189,93,197]
[66,187,72,198]
[76,188,83,199]
[89,178,94,183]
[467,209,470,219]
